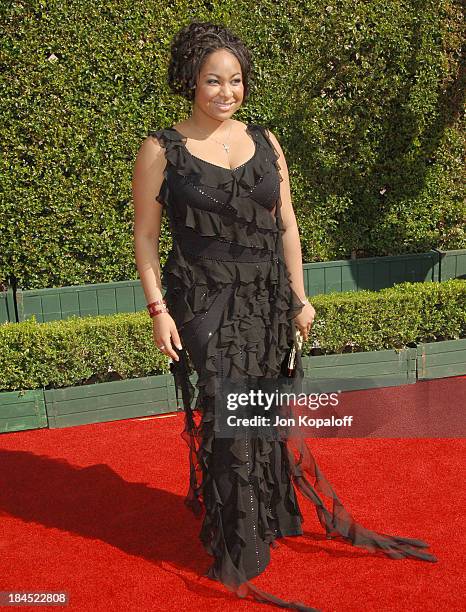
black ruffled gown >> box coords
[149,124,438,611]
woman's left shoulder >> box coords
[248,123,283,157]
[248,122,279,142]
[243,121,267,134]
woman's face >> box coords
[193,48,244,120]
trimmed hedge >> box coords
[0,279,464,392]
[1,1,464,291]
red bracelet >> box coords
[148,307,169,318]
[149,309,169,318]
[147,300,168,318]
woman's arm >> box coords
[132,136,182,360]
[132,136,166,304]
[266,129,316,338]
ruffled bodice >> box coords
[150,124,290,250]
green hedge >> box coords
[1,1,464,290]
[0,279,464,392]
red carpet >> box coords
[0,376,464,611]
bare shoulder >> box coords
[229,119,252,137]
[135,133,166,170]
[233,119,248,129]
[143,132,165,155]
[262,127,284,154]
[132,132,168,202]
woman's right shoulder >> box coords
[137,130,168,162]
[145,130,165,151]
[145,128,179,159]
[133,131,169,177]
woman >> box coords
[132,21,437,611]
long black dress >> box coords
[149,124,437,611]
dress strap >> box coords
[246,124,283,193]
[147,127,211,180]
[247,124,271,149]
[147,129,180,208]
[148,128,184,158]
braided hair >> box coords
[167,21,253,103]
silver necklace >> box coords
[188,121,234,154]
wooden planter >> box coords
[417,338,466,380]
[15,280,151,323]
[433,248,466,282]
[0,389,48,433]
[43,373,184,429]
[14,249,466,323]
[303,250,441,296]
[0,286,16,324]
[301,347,417,392]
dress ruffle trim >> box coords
[149,124,274,194]
[150,124,287,240]
[163,241,304,335]
[149,124,282,251]
[183,203,278,250]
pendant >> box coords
[223,143,230,153]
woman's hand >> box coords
[294,302,316,342]
[152,313,183,361]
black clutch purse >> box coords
[281,329,304,378]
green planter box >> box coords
[0,389,48,433]
[43,373,184,429]
[0,287,16,324]
[434,248,466,282]
[417,338,466,380]
[303,251,439,296]
[16,280,150,323]
[301,347,417,391]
